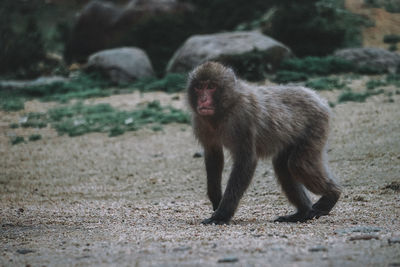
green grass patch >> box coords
[28,134,42,141]
[0,72,113,111]
[386,74,400,87]
[366,79,387,90]
[19,113,48,128]
[338,89,384,103]
[274,56,384,83]
[18,101,189,137]
[305,77,346,91]
[279,56,354,76]
[10,136,25,145]
[15,72,112,102]
[0,72,188,112]
[130,73,186,93]
[151,124,164,132]
[274,71,309,83]
[366,74,400,90]
[0,98,25,111]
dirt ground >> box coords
[345,0,400,50]
[1,79,400,266]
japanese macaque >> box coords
[187,61,341,225]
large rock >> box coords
[334,47,400,73]
[65,0,192,63]
[86,47,155,84]
[166,31,292,73]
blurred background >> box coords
[1,0,399,80]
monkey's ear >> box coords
[223,67,238,91]
[227,68,237,84]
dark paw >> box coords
[274,208,331,223]
[201,217,230,225]
[312,194,338,214]
[274,210,314,223]
[309,208,330,219]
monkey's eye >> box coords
[207,83,217,90]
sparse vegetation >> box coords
[10,72,111,102]
[305,77,346,90]
[0,72,112,111]
[274,56,385,83]
[269,0,369,57]
[279,56,354,76]
[130,73,187,93]
[0,98,25,111]
[383,34,400,51]
[0,72,188,112]
[17,101,189,137]
[338,89,384,103]
[364,0,400,13]
[274,56,353,83]
[274,71,309,83]
[366,79,387,90]
[28,134,42,141]
[387,73,400,86]
[366,74,400,90]
[10,136,25,145]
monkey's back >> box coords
[244,84,331,158]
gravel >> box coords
[1,79,400,266]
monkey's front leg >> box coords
[204,146,224,211]
[202,153,257,225]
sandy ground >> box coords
[1,79,400,266]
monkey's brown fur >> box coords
[187,61,341,225]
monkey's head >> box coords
[187,61,238,118]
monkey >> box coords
[186,61,341,225]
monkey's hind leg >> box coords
[272,149,315,223]
[288,146,341,221]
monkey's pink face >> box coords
[194,81,216,116]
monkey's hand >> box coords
[201,216,230,225]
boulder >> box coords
[334,47,400,73]
[166,31,292,73]
[86,47,155,84]
[65,0,192,63]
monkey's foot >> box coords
[274,208,329,223]
[312,194,339,216]
[201,217,230,225]
[274,211,312,223]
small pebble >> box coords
[193,152,203,158]
[172,246,191,252]
[335,226,382,235]
[309,245,328,252]
[218,257,239,263]
[16,249,35,255]
[388,238,400,245]
[349,234,379,241]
